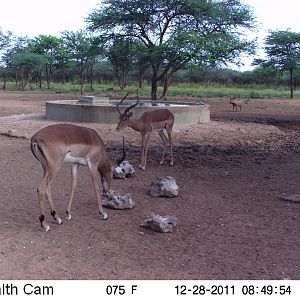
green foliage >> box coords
[254,30,300,98]
[61,30,105,94]
[27,35,67,87]
[0,28,13,51]
[87,0,257,99]
[3,79,298,100]
[2,2,300,99]
[11,52,47,90]
[12,52,46,67]
[264,30,300,70]
[107,38,137,89]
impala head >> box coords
[229,97,236,104]
[116,93,140,131]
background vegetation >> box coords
[1,0,300,99]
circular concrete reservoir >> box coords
[45,96,210,124]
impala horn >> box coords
[116,92,130,115]
[117,136,126,166]
[123,93,140,115]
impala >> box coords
[30,124,113,231]
[229,97,243,112]
[116,94,174,170]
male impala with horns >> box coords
[116,93,174,170]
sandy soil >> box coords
[0,91,299,280]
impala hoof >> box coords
[101,212,108,220]
[44,225,50,232]
[65,212,72,221]
[56,217,63,225]
[138,164,146,171]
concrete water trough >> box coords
[45,96,210,124]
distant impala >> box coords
[229,97,243,112]
[31,124,113,231]
[116,93,174,170]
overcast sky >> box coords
[0,0,299,70]
[0,0,100,37]
[241,0,300,69]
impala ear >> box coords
[128,111,133,118]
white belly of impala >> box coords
[63,152,88,166]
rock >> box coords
[280,194,300,203]
[113,161,135,179]
[119,160,135,177]
[113,166,125,179]
[141,213,177,233]
[149,176,179,197]
[102,190,135,209]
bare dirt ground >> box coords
[0,91,299,280]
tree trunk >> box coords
[160,73,172,100]
[62,67,66,85]
[138,69,144,89]
[15,72,18,88]
[28,70,33,90]
[151,67,159,100]
[90,64,94,91]
[2,68,7,90]
[290,68,294,99]
[39,73,42,89]
[151,79,158,100]
[80,61,84,95]
[46,64,50,89]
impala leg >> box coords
[166,128,174,166]
[37,165,48,231]
[142,133,151,170]
[89,165,108,220]
[158,130,167,165]
[37,165,60,231]
[46,186,63,225]
[139,133,146,170]
[66,164,79,221]
[37,179,49,231]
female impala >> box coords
[116,94,174,170]
[31,124,113,231]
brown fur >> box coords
[31,124,112,231]
[116,108,174,170]
[229,97,243,112]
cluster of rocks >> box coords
[105,163,179,233]
[113,161,135,179]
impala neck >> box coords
[128,118,145,132]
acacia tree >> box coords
[3,36,29,88]
[107,38,136,90]
[87,0,256,99]
[11,52,46,90]
[62,30,102,94]
[255,30,300,98]
[0,28,13,50]
[0,29,14,89]
[28,35,64,88]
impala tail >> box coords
[30,140,48,167]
